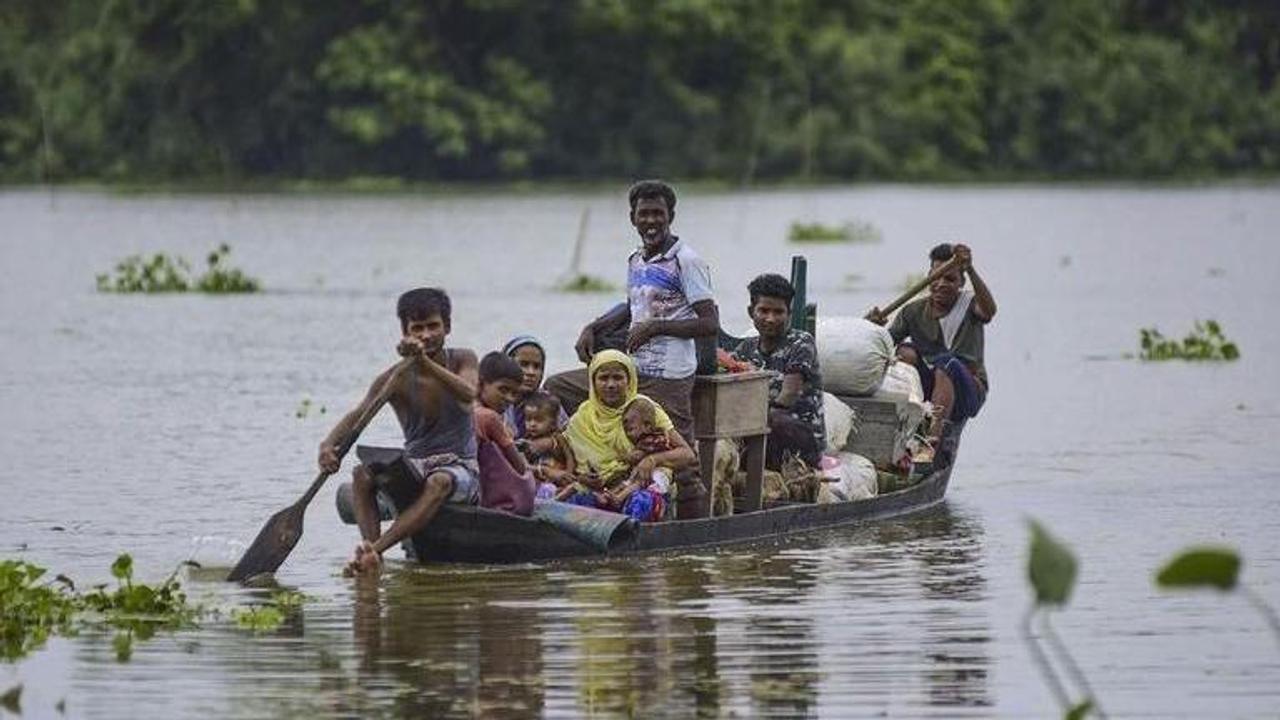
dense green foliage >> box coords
[1139,320,1239,361]
[2,1,1277,183]
[97,244,260,293]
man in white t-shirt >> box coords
[547,180,719,443]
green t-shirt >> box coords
[888,295,989,387]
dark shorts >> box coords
[902,345,986,421]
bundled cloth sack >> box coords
[822,392,856,454]
[816,452,878,503]
[818,316,895,396]
[878,360,925,404]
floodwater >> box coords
[2,184,1278,718]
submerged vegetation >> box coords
[788,220,882,244]
[96,244,260,294]
[1138,320,1239,361]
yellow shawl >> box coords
[565,350,672,480]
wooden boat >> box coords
[335,424,960,565]
[334,255,964,565]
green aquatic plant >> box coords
[0,560,79,661]
[1023,521,1105,719]
[295,398,326,419]
[96,244,260,294]
[556,274,616,293]
[1139,320,1239,361]
[79,554,199,630]
[787,220,882,244]
[1,684,21,715]
[96,253,191,293]
[1155,547,1279,649]
[231,605,285,632]
[195,244,261,293]
[232,589,309,633]
[2,554,199,664]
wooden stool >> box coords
[692,371,771,515]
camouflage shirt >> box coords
[733,329,826,451]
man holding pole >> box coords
[868,243,996,463]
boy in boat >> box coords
[515,391,576,499]
[547,179,719,444]
[868,243,996,464]
[474,351,530,477]
[731,273,826,470]
[321,288,480,576]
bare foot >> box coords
[342,541,382,577]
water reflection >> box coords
[345,502,989,718]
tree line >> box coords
[1,0,1277,184]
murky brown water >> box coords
[2,184,1278,718]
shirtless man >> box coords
[320,288,479,575]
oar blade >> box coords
[226,504,305,582]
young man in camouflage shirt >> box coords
[732,274,826,469]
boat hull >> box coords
[337,462,952,564]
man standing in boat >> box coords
[320,288,481,575]
[869,243,996,465]
[547,179,719,444]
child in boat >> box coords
[605,397,677,520]
[474,352,529,476]
[515,391,576,500]
[330,287,481,576]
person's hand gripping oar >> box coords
[863,254,964,325]
[226,353,418,583]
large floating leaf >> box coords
[1028,520,1078,606]
[1065,699,1094,720]
[1156,547,1240,591]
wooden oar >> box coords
[863,255,964,321]
[226,355,416,582]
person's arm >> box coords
[627,299,719,352]
[774,374,805,408]
[575,303,631,363]
[774,333,818,408]
[479,409,528,474]
[954,244,997,322]
[422,347,477,406]
[318,367,400,472]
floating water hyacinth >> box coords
[1139,320,1239,361]
[557,274,616,293]
[97,244,260,294]
[788,220,882,244]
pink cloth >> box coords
[477,439,535,516]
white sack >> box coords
[818,316,895,396]
[819,452,878,502]
[878,360,925,404]
[822,392,855,454]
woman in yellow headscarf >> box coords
[562,350,695,520]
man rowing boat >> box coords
[319,288,481,575]
[869,243,996,465]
